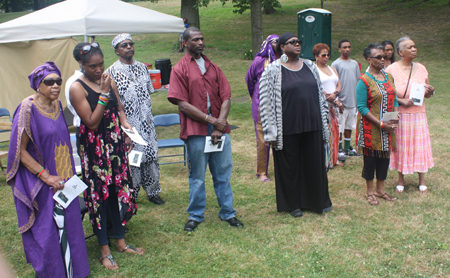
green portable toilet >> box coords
[297,8,332,60]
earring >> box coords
[37,88,40,93]
[280,54,288,63]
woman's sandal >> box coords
[99,254,118,270]
[117,244,144,255]
[365,194,379,206]
[419,185,428,194]
[395,185,404,193]
[374,192,397,201]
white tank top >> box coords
[317,65,339,95]
[317,65,339,106]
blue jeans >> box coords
[186,124,236,222]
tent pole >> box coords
[84,35,87,42]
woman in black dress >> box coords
[69,43,145,270]
[259,32,332,217]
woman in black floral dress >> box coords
[69,42,145,270]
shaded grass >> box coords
[1,0,450,277]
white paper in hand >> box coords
[121,126,148,146]
[204,136,225,153]
[53,175,88,209]
[409,83,425,106]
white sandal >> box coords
[419,185,428,193]
[395,185,404,193]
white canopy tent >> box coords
[0,0,184,132]
[0,0,185,43]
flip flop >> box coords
[99,254,118,270]
[117,244,144,255]
[395,185,404,193]
[419,185,428,193]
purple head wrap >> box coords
[256,34,279,63]
[28,61,61,91]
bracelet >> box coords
[334,91,340,96]
[98,95,109,103]
[380,122,385,129]
[204,115,208,123]
[100,92,110,99]
[36,167,45,178]
[98,100,107,106]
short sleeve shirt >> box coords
[168,53,231,140]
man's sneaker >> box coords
[346,146,361,157]
[338,151,346,162]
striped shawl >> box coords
[258,59,329,150]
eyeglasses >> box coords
[120,42,135,48]
[320,53,330,57]
[369,55,387,60]
[81,42,100,54]
[285,40,302,46]
[42,78,62,86]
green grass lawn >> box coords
[1,0,450,277]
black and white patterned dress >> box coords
[106,60,160,200]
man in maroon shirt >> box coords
[168,27,243,232]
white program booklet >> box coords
[128,150,143,167]
[53,175,88,209]
[121,126,148,146]
[381,111,399,123]
[409,83,425,106]
[204,136,225,153]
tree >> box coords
[181,0,200,29]
[221,0,281,56]
[34,0,46,10]
[249,0,263,55]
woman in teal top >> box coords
[356,43,399,206]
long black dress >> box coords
[272,65,332,213]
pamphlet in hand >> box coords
[381,111,399,123]
[128,150,143,167]
[409,83,425,106]
[53,175,88,209]
[204,136,225,153]
[121,126,148,146]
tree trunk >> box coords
[250,0,263,57]
[39,0,45,10]
[181,0,200,29]
[262,7,276,14]
[3,0,10,13]
[10,0,19,12]
[34,0,38,10]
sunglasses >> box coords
[369,55,387,60]
[320,53,330,57]
[81,42,100,54]
[42,78,62,86]
[120,42,135,48]
[285,39,302,46]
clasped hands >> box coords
[210,117,227,145]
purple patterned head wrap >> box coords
[256,34,279,63]
[28,61,61,91]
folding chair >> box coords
[0,108,12,148]
[153,113,188,166]
[0,108,12,174]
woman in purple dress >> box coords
[245,34,280,182]
[7,62,90,277]
[70,43,144,270]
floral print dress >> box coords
[76,80,137,230]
